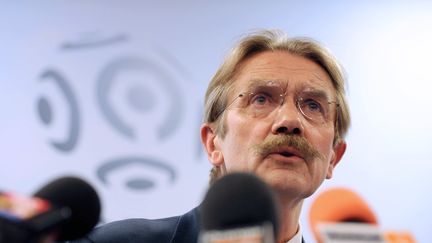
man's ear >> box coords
[200,123,224,166]
[326,141,347,179]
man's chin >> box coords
[260,171,315,199]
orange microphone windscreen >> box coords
[309,187,378,243]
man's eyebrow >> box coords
[299,87,332,101]
[245,78,284,90]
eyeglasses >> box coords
[225,80,339,125]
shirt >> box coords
[286,224,303,243]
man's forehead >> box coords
[235,50,329,77]
[233,77,335,97]
[242,76,330,87]
[234,57,333,86]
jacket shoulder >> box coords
[69,208,200,243]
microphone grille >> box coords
[34,176,101,241]
[200,173,279,235]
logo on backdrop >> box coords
[96,56,184,140]
[35,32,202,192]
[37,69,81,152]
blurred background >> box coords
[1,1,431,242]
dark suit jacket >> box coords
[69,207,305,243]
[69,208,200,243]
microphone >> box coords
[309,187,383,243]
[199,172,280,243]
[309,187,416,243]
[0,176,101,242]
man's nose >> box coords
[271,99,304,136]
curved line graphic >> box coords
[96,157,177,188]
[96,56,183,140]
[156,48,205,162]
[156,48,193,79]
[40,70,80,152]
[195,106,205,159]
[61,34,128,50]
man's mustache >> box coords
[252,134,324,162]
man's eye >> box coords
[303,99,322,112]
[251,94,270,105]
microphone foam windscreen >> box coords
[34,176,101,241]
[309,187,378,242]
[200,173,279,235]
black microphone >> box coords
[0,176,101,242]
[199,172,280,243]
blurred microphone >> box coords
[0,176,101,242]
[309,187,416,243]
[199,172,280,243]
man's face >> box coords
[202,51,346,200]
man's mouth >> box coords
[279,151,295,157]
[270,147,304,160]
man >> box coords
[70,29,350,243]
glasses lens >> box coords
[297,94,333,124]
[242,82,285,117]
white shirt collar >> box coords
[286,224,302,243]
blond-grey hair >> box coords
[204,30,351,184]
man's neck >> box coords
[276,197,303,243]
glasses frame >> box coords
[220,88,340,125]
